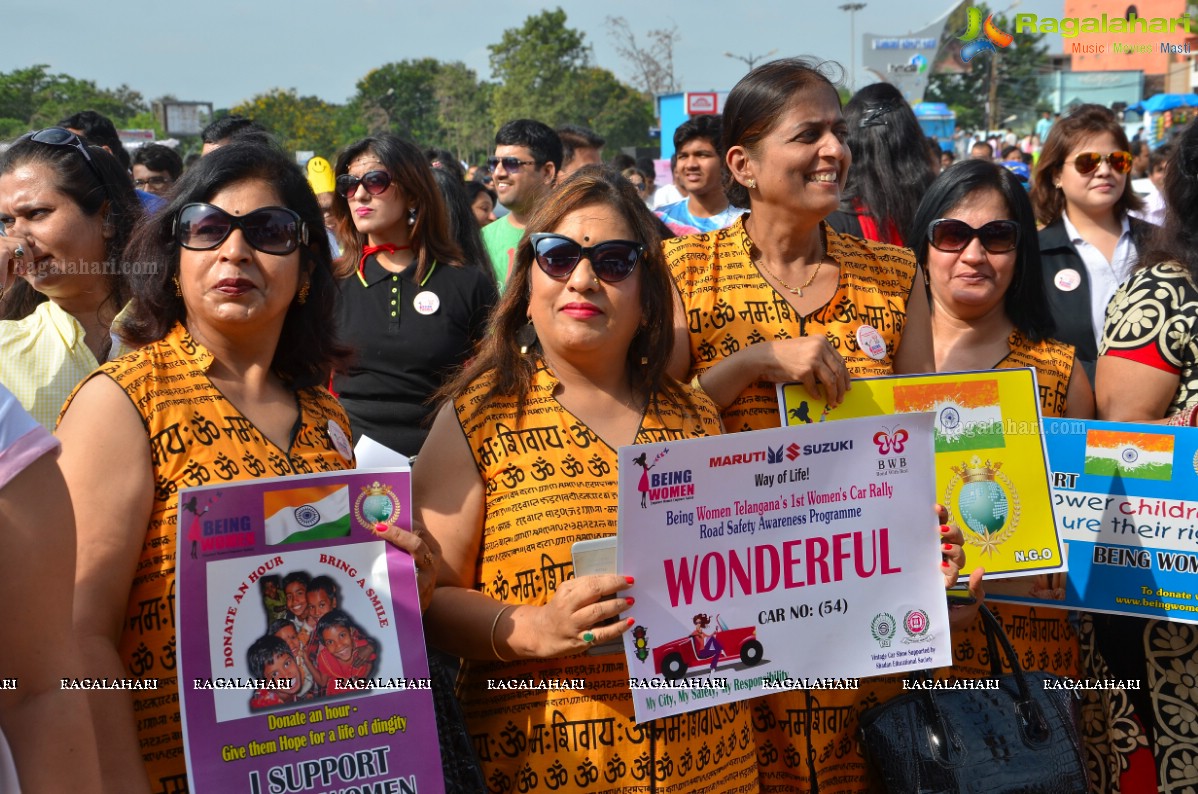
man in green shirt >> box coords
[482,120,562,287]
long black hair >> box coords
[907,159,1055,342]
[1139,121,1198,282]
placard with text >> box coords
[617,415,951,723]
[176,469,443,793]
[986,418,1198,624]
[778,368,1061,580]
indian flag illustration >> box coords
[263,484,351,544]
[893,380,1004,453]
[1084,429,1174,481]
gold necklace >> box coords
[752,246,825,297]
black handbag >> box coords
[857,605,1087,794]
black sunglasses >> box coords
[487,156,537,172]
[530,233,643,283]
[175,203,309,255]
[928,219,1020,254]
[20,128,111,201]
[334,170,392,198]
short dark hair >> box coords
[267,619,295,637]
[307,575,339,603]
[1030,104,1143,225]
[119,143,350,387]
[1149,143,1173,172]
[673,115,723,155]
[200,114,272,147]
[636,156,657,179]
[282,571,311,591]
[495,119,563,170]
[464,179,497,208]
[609,152,636,172]
[557,124,605,166]
[442,166,690,419]
[908,159,1055,343]
[971,141,994,157]
[941,149,957,163]
[58,110,130,170]
[1000,145,1021,160]
[721,57,843,208]
[332,134,465,283]
[0,134,141,326]
[247,635,292,679]
[132,143,184,179]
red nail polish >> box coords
[626,597,635,606]
[626,617,636,626]
[941,561,952,568]
[939,524,951,534]
[625,576,635,585]
[374,522,389,534]
[942,543,954,551]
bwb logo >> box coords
[958,7,1014,62]
[873,428,909,455]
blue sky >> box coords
[4,0,1063,109]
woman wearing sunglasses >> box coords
[907,157,1111,785]
[1093,122,1198,793]
[0,127,141,430]
[414,166,761,791]
[55,142,437,791]
[330,134,497,458]
[1030,104,1152,383]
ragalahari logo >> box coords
[959,7,1014,62]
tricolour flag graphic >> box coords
[1084,429,1174,481]
[893,380,1004,453]
[263,484,351,545]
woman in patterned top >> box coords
[56,143,436,793]
[666,58,934,434]
[416,166,762,793]
[1095,119,1198,794]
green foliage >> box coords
[927,4,1049,132]
[0,64,148,132]
[230,89,342,157]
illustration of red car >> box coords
[652,617,764,681]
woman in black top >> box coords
[331,134,497,456]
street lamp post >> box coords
[839,3,867,91]
[724,49,779,72]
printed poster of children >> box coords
[177,469,444,793]
[618,415,953,723]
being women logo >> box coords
[959,8,1014,61]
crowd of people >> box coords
[0,54,1196,794]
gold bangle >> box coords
[490,605,514,662]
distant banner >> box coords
[778,368,1061,581]
[987,418,1198,624]
[617,415,951,723]
[177,469,444,793]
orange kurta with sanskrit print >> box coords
[667,215,918,432]
[452,364,759,794]
[61,323,354,794]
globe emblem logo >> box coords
[947,456,1021,557]
[353,481,402,530]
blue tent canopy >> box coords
[1127,93,1198,113]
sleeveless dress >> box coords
[61,322,353,793]
[452,364,759,794]
[666,215,918,433]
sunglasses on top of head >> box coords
[20,127,112,201]
[530,233,644,283]
[927,219,1020,254]
[1069,151,1133,175]
[175,203,309,255]
[334,170,392,198]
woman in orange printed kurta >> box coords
[662,59,972,793]
[418,169,760,793]
[57,144,436,794]
[909,159,1112,789]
